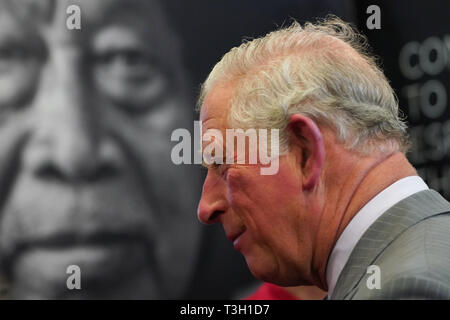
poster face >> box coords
[0,0,448,301]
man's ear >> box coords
[288,114,325,190]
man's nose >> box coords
[22,49,120,182]
[197,170,228,224]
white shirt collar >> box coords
[326,176,429,297]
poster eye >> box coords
[94,48,157,81]
[93,47,171,115]
[0,45,31,73]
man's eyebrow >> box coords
[0,15,46,56]
[0,0,55,24]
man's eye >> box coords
[0,47,22,60]
[94,49,156,79]
[93,47,171,115]
[97,50,144,65]
[0,45,30,71]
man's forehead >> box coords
[55,0,164,26]
[0,0,170,33]
[200,82,236,130]
[0,0,53,23]
[0,0,180,65]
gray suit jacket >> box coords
[331,189,450,300]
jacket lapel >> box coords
[331,189,450,299]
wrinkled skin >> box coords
[0,0,201,299]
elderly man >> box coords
[197,18,450,299]
[0,0,205,299]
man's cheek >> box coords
[227,166,262,190]
[226,169,254,203]
[0,118,30,199]
[130,127,191,211]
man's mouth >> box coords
[5,230,155,293]
[2,228,154,282]
[226,229,246,250]
[0,185,157,276]
[0,175,161,297]
[14,231,145,253]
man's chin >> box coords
[7,242,159,299]
[244,250,277,283]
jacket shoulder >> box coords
[352,213,450,299]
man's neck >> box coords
[312,150,417,290]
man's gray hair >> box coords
[198,16,409,155]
